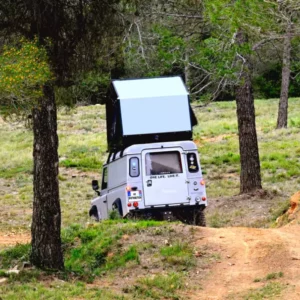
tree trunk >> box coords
[235,30,262,194]
[184,51,190,89]
[277,23,292,129]
[31,84,64,270]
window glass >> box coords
[129,157,140,177]
[145,151,183,175]
[101,167,108,190]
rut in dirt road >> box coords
[191,225,300,300]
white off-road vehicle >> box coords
[90,77,207,226]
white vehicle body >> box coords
[90,140,207,223]
[90,76,207,225]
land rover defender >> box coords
[89,76,207,226]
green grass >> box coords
[195,98,300,197]
[0,280,125,300]
[0,221,165,273]
[207,211,232,228]
[0,98,300,230]
[62,221,164,278]
[160,242,195,268]
[0,221,208,299]
[254,272,284,283]
[242,282,285,300]
[127,272,184,299]
[0,243,30,269]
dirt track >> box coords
[1,225,300,299]
[192,225,300,299]
[0,233,30,249]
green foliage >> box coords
[0,281,124,300]
[154,26,186,71]
[242,282,285,300]
[63,221,164,278]
[109,209,122,220]
[266,272,284,280]
[160,242,195,267]
[129,272,184,299]
[253,271,284,283]
[55,71,110,107]
[270,200,291,222]
[0,243,31,269]
[207,211,232,228]
[0,39,52,114]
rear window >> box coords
[145,151,183,175]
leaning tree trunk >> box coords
[31,84,64,270]
[235,30,262,194]
[277,23,292,129]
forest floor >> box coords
[1,216,300,299]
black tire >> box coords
[89,205,99,222]
[175,208,206,227]
[111,199,123,219]
[195,210,206,227]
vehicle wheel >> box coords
[89,205,99,222]
[126,211,140,221]
[111,199,123,219]
[194,209,206,227]
[175,208,206,227]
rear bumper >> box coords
[126,204,206,220]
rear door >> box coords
[142,148,189,206]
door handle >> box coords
[103,200,107,203]
[147,180,152,187]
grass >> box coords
[242,282,285,300]
[254,272,284,283]
[0,220,211,299]
[126,272,184,299]
[207,211,232,228]
[62,220,165,278]
[0,280,125,300]
[160,242,196,268]
[196,98,300,197]
[0,243,30,269]
[1,99,300,230]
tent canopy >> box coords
[112,77,188,100]
[106,76,197,152]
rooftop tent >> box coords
[106,76,198,152]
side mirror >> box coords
[92,180,100,195]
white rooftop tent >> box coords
[106,76,197,152]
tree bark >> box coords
[235,30,262,194]
[31,84,64,270]
[277,23,292,129]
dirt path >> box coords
[191,225,300,299]
[0,232,30,249]
[1,225,300,299]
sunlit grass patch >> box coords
[207,211,232,228]
[0,243,31,269]
[160,242,195,267]
[127,272,184,299]
[0,280,124,300]
[63,221,165,278]
[241,282,285,300]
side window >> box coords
[129,157,140,177]
[101,167,108,190]
[187,153,199,173]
